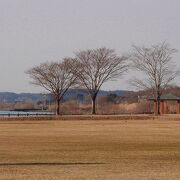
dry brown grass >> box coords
[0,117,180,179]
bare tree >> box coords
[130,42,179,115]
[71,47,128,114]
[26,59,77,115]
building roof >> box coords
[149,93,180,101]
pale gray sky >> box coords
[0,0,180,93]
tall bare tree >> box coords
[71,47,128,114]
[26,59,77,115]
[131,42,179,115]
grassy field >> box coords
[0,118,180,179]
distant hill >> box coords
[0,92,45,103]
[0,89,131,103]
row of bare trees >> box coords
[26,42,179,115]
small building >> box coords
[150,93,180,114]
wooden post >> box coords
[154,101,157,114]
[160,101,164,114]
[177,101,180,114]
[164,101,168,114]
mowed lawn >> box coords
[0,119,180,179]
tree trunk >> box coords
[157,92,161,115]
[56,98,60,115]
[92,94,97,115]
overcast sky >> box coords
[0,0,180,93]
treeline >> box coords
[26,42,180,115]
[0,86,179,114]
